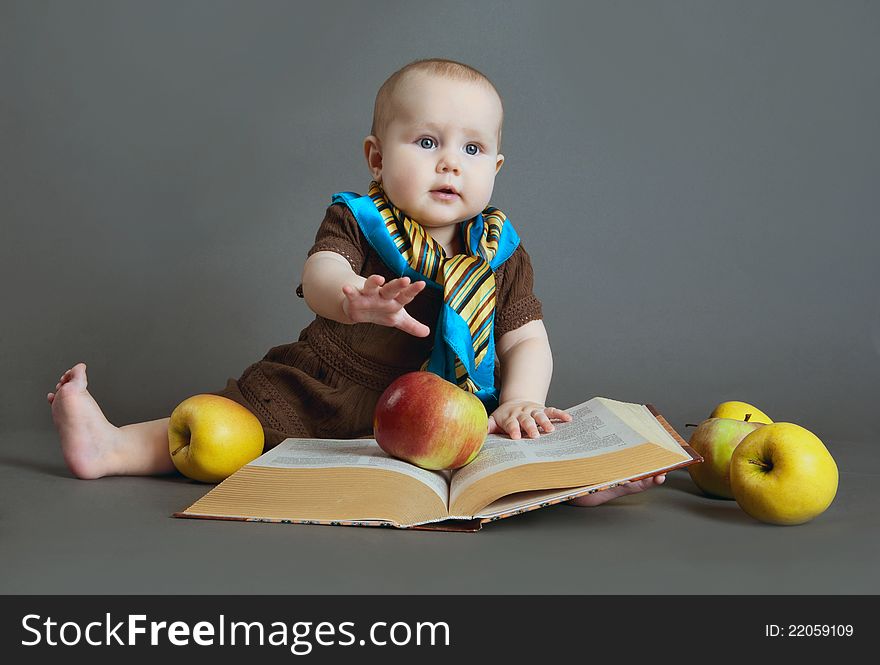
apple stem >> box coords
[170,444,186,457]
[744,413,752,422]
[685,423,698,428]
[748,458,772,470]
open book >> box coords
[174,397,701,531]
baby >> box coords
[48,58,664,506]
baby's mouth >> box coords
[430,187,460,200]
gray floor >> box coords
[2,427,877,595]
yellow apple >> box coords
[709,400,773,424]
[687,417,765,498]
[168,394,265,483]
[729,423,838,525]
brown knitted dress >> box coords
[214,203,544,449]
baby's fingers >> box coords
[361,274,385,297]
[377,277,425,305]
[503,417,522,440]
[378,276,412,301]
[534,411,556,433]
[395,312,430,338]
[395,279,426,304]
[520,414,541,439]
[545,407,572,423]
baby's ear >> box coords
[364,136,383,180]
[495,153,505,174]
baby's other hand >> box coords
[341,274,430,337]
[488,400,572,440]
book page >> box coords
[252,438,449,505]
[597,397,684,454]
[471,462,681,520]
[448,396,688,508]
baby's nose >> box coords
[437,155,461,174]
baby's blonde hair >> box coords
[370,58,504,148]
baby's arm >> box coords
[489,320,572,439]
[300,251,429,337]
[301,252,365,322]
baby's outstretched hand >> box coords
[342,275,431,337]
[488,400,572,440]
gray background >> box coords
[2,0,878,594]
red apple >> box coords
[373,372,488,470]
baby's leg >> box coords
[48,363,175,479]
[565,475,666,507]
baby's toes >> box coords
[630,476,665,492]
[620,478,654,495]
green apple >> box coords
[168,394,265,483]
[687,417,765,498]
[730,423,838,525]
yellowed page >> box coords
[472,468,676,520]
[182,465,450,527]
[253,438,449,505]
[461,485,603,521]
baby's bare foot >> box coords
[48,363,121,479]
[565,475,666,507]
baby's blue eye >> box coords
[465,143,480,156]
[419,138,436,149]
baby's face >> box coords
[367,73,505,229]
